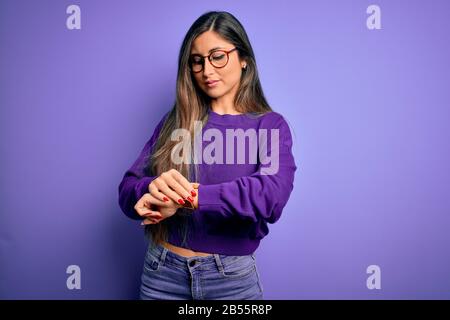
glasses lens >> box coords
[190,56,203,72]
[210,51,228,68]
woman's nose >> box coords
[203,58,215,75]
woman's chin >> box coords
[204,90,224,98]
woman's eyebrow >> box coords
[191,46,224,55]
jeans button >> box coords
[151,260,158,270]
[189,260,196,267]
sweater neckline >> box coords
[207,108,259,125]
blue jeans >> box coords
[139,241,264,300]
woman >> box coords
[118,11,297,300]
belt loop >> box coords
[213,254,224,273]
[160,246,168,266]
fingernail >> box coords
[191,190,197,197]
[178,199,185,205]
[187,196,194,203]
[163,196,169,202]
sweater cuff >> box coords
[134,176,155,201]
[197,183,232,219]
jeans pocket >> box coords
[143,250,160,272]
[220,255,256,279]
[253,263,264,294]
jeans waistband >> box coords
[146,241,255,273]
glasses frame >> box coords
[189,47,238,73]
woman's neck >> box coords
[210,99,242,115]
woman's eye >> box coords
[212,54,225,60]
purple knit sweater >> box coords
[118,108,297,255]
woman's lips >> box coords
[206,80,219,88]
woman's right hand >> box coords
[135,180,200,225]
[134,192,181,225]
[148,169,197,206]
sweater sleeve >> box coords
[118,112,168,220]
[197,114,297,228]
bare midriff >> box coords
[158,240,213,257]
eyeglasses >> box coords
[189,47,238,73]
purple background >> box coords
[1,0,449,299]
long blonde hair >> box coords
[144,11,273,245]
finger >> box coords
[166,175,193,204]
[134,194,151,216]
[140,218,158,226]
[171,170,197,198]
[145,187,168,206]
[142,192,166,212]
[143,210,162,219]
[134,195,161,217]
[154,177,186,205]
[149,183,172,204]
[187,183,199,198]
[136,206,161,218]
[141,199,162,216]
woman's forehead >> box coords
[191,32,231,54]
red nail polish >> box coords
[187,196,194,203]
[191,190,197,197]
[178,199,185,205]
[163,196,169,202]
